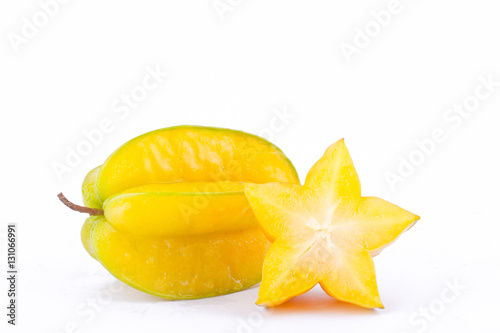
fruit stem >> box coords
[57,193,104,216]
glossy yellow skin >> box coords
[80,126,300,299]
[90,217,269,299]
[103,182,257,237]
[243,139,420,308]
[81,216,99,260]
[82,166,101,209]
[96,126,299,202]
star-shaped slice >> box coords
[242,139,420,308]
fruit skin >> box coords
[94,125,300,203]
[79,126,300,299]
[86,216,270,299]
[81,216,100,260]
[82,166,102,209]
[102,182,258,237]
[242,139,420,308]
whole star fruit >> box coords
[242,139,420,308]
[59,125,300,300]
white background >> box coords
[1,0,500,332]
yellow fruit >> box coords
[242,139,419,308]
[61,126,299,299]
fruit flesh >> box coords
[95,126,300,202]
[243,139,419,308]
[103,182,257,237]
[78,126,300,299]
[88,217,270,299]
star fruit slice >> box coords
[243,139,420,308]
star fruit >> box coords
[59,126,300,299]
[242,139,420,308]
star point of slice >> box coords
[242,139,420,308]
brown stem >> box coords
[57,193,104,216]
